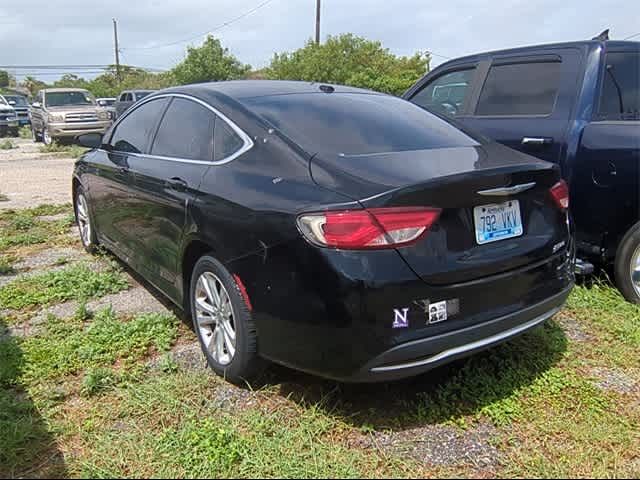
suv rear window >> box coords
[598,51,640,120]
[245,93,479,155]
[476,61,561,116]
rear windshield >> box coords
[245,93,479,156]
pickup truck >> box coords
[0,95,19,136]
[404,39,640,302]
[30,88,112,145]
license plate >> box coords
[473,200,523,245]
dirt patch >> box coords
[0,138,75,210]
[367,422,501,469]
[14,246,88,271]
[556,312,592,342]
[590,367,639,395]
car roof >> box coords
[435,39,638,67]
[43,88,91,93]
[159,80,381,100]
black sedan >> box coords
[73,81,574,383]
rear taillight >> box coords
[297,207,441,250]
[549,180,569,210]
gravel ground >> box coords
[0,137,75,210]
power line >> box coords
[624,32,640,40]
[427,51,452,60]
[122,0,275,51]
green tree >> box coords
[22,76,48,97]
[0,70,10,88]
[170,35,251,85]
[266,34,430,96]
[52,74,89,89]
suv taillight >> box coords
[550,180,569,210]
[297,207,441,250]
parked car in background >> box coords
[30,88,112,145]
[114,90,155,118]
[96,97,117,120]
[2,94,30,126]
[73,81,574,384]
[0,95,19,136]
[405,38,640,302]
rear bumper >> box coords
[350,285,571,382]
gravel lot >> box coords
[0,137,75,209]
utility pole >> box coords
[315,0,321,44]
[113,18,121,82]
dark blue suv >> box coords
[405,39,640,302]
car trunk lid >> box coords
[310,143,568,284]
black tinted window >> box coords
[476,61,561,116]
[598,51,640,120]
[110,98,168,153]
[214,118,244,161]
[411,69,475,117]
[246,93,478,155]
[152,98,215,161]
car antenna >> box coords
[592,29,610,41]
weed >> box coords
[0,139,16,150]
[81,367,116,397]
[0,255,17,275]
[18,126,31,139]
[38,142,87,158]
[0,263,129,310]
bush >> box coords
[266,33,430,95]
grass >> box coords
[0,139,16,150]
[0,254,17,275]
[1,203,639,478]
[0,193,8,202]
[0,203,75,253]
[38,142,87,159]
[19,126,31,139]
[0,263,129,310]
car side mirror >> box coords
[31,102,41,108]
[75,132,104,149]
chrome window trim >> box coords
[106,92,254,165]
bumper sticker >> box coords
[392,308,409,328]
[428,300,448,324]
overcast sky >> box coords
[1,0,638,81]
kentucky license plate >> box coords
[473,200,523,245]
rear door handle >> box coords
[165,177,188,192]
[521,136,553,146]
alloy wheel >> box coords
[630,244,640,298]
[76,193,92,247]
[194,272,237,366]
[43,129,52,145]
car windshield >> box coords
[5,96,28,106]
[246,93,480,156]
[135,92,151,100]
[45,91,95,107]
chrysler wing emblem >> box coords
[477,182,536,196]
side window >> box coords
[151,98,215,161]
[119,93,127,102]
[126,93,133,102]
[410,69,475,117]
[214,117,245,161]
[109,98,169,154]
[598,51,640,120]
[476,61,561,116]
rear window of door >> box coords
[109,98,169,153]
[597,50,640,120]
[410,68,475,117]
[151,98,215,161]
[213,117,245,162]
[475,61,562,116]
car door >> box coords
[572,46,640,256]
[31,91,44,131]
[90,97,170,262]
[115,93,131,118]
[459,49,584,166]
[125,95,216,299]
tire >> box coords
[9,128,18,137]
[190,255,262,384]
[614,221,640,303]
[43,127,54,145]
[74,187,98,252]
[32,125,42,143]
